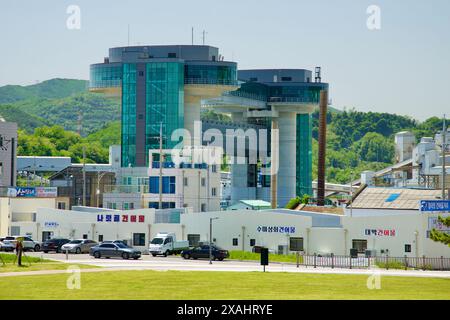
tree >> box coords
[353,132,395,163]
[430,216,450,247]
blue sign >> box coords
[15,187,36,197]
[420,200,450,212]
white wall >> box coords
[181,210,311,253]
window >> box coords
[168,52,177,58]
[98,235,103,242]
[201,203,206,212]
[57,202,66,210]
[201,178,206,187]
[130,202,134,209]
[281,76,292,81]
[211,187,217,196]
[250,239,256,247]
[289,237,304,251]
[187,234,200,247]
[249,77,258,82]
[405,244,412,253]
[124,203,129,210]
[149,202,159,209]
[83,234,88,240]
[352,239,367,254]
[211,165,217,173]
[0,162,3,176]
[183,177,188,187]
[150,176,176,194]
[232,238,238,246]
[138,71,144,77]
[162,202,175,209]
[133,233,145,246]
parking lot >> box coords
[19,251,450,278]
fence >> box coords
[300,253,450,271]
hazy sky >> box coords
[1,0,449,121]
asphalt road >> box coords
[23,251,450,278]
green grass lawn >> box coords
[0,253,95,273]
[0,270,449,300]
[229,251,302,263]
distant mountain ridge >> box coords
[0,78,120,135]
[0,78,88,104]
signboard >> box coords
[15,187,36,197]
[428,216,450,232]
[36,187,57,198]
[97,214,145,223]
[420,200,450,212]
[257,226,296,234]
[44,222,59,228]
[364,229,396,237]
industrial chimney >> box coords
[317,90,328,206]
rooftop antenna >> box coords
[202,30,208,45]
[315,67,322,83]
[127,24,130,46]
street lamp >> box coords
[209,217,219,264]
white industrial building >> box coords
[6,202,449,259]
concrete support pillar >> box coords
[277,112,297,207]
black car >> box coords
[181,245,229,261]
[42,238,70,253]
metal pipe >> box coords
[270,120,279,209]
[442,115,447,200]
[317,90,328,206]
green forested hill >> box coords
[0,78,88,103]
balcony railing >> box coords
[184,78,238,86]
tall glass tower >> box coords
[90,45,238,167]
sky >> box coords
[0,0,449,121]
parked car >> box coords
[1,236,41,252]
[181,245,229,261]
[90,242,141,260]
[101,240,130,247]
[0,238,15,252]
[61,239,97,254]
[41,238,70,253]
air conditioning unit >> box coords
[278,245,288,255]
[365,250,377,257]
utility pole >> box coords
[82,145,86,206]
[159,122,163,209]
[209,217,219,264]
[442,115,447,200]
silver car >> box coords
[61,239,98,254]
[1,236,41,252]
[0,238,15,252]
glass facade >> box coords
[296,114,312,196]
[121,63,137,167]
[149,176,176,194]
[89,64,122,89]
[146,62,184,155]
[185,64,237,85]
[121,62,184,167]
